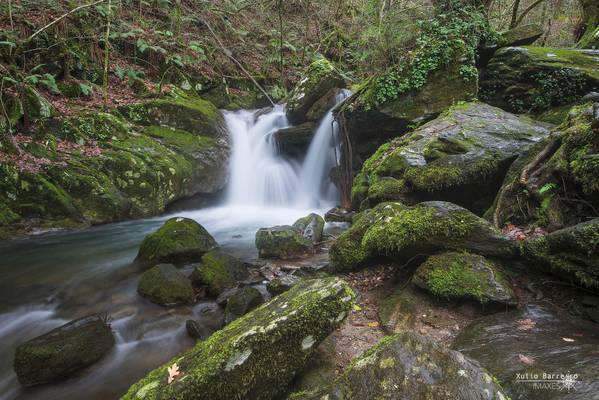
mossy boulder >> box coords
[490,103,599,229]
[453,304,599,399]
[121,277,355,400]
[267,275,301,295]
[191,250,249,296]
[286,59,345,124]
[289,331,507,400]
[413,251,517,305]
[293,213,325,244]
[522,219,599,288]
[351,101,551,212]
[255,225,314,259]
[137,264,195,306]
[224,287,265,324]
[480,46,599,113]
[135,218,217,268]
[330,201,518,271]
[14,314,115,386]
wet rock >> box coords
[378,285,422,333]
[185,319,210,340]
[453,304,599,399]
[137,264,195,306]
[135,217,217,268]
[522,219,599,288]
[190,250,249,297]
[14,314,115,386]
[289,331,507,400]
[122,277,355,400]
[274,121,317,156]
[266,275,301,295]
[324,206,355,223]
[413,251,517,306]
[286,59,345,124]
[351,101,550,212]
[255,225,314,259]
[224,287,265,324]
[293,213,325,243]
[330,201,518,271]
[480,46,599,113]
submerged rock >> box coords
[351,101,551,212]
[135,217,217,268]
[224,286,265,324]
[289,331,507,400]
[286,59,345,124]
[190,250,249,297]
[255,225,313,259]
[293,213,325,244]
[14,314,115,386]
[137,264,195,306]
[480,46,599,113]
[413,251,517,305]
[330,201,517,271]
[453,304,599,399]
[121,277,355,400]
[522,219,599,288]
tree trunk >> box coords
[577,0,599,48]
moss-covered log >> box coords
[122,277,355,400]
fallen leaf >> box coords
[367,321,379,328]
[167,363,180,384]
[518,354,535,365]
[516,318,536,331]
[562,337,575,342]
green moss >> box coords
[122,277,355,400]
[144,125,215,152]
[137,264,195,306]
[191,250,248,296]
[423,253,490,302]
[74,112,131,141]
[255,226,313,259]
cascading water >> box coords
[224,89,351,208]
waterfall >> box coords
[223,90,351,208]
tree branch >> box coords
[514,0,549,28]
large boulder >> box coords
[413,251,517,306]
[490,103,599,229]
[223,286,265,324]
[293,213,325,244]
[286,59,345,124]
[479,23,544,65]
[522,219,599,288]
[190,250,249,297]
[135,217,217,268]
[330,201,518,271]
[255,225,313,259]
[14,314,115,386]
[337,3,487,164]
[121,277,355,400]
[137,264,195,306]
[351,101,551,212]
[480,46,599,113]
[453,304,599,399]
[289,331,508,400]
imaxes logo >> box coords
[515,372,580,391]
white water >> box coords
[225,90,351,209]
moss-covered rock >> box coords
[286,59,345,124]
[135,217,217,267]
[330,201,518,271]
[224,287,265,324]
[137,264,195,306]
[413,251,516,305]
[191,250,249,297]
[480,46,599,113]
[121,277,355,400]
[289,331,507,400]
[351,101,551,212]
[453,303,599,399]
[522,219,599,288]
[490,103,599,229]
[293,213,325,244]
[14,314,115,386]
[255,225,314,259]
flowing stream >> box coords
[0,95,348,400]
